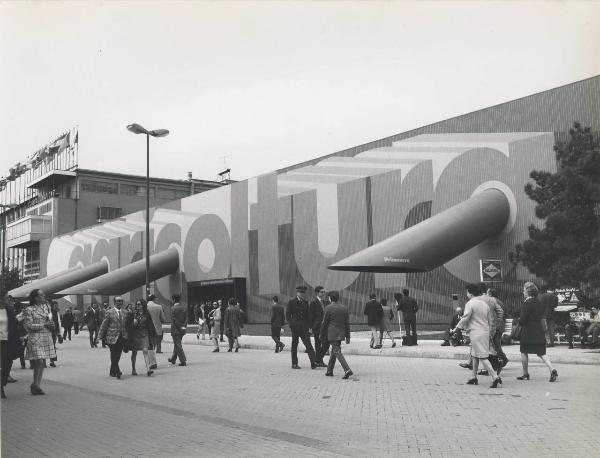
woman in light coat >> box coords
[452,283,502,388]
[209,305,221,352]
[379,298,396,348]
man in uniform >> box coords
[286,286,317,370]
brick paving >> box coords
[2,334,598,457]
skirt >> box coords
[520,343,546,356]
[26,329,57,360]
[210,321,220,339]
[131,334,149,351]
[469,330,490,359]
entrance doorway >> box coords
[187,277,247,313]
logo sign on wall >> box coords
[479,259,503,282]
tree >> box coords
[0,265,24,295]
[511,122,600,294]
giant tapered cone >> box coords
[329,189,510,273]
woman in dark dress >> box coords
[130,299,155,377]
[518,282,558,382]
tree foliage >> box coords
[511,122,600,293]
[0,266,24,295]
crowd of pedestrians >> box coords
[0,279,572,399]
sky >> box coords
[1,1,600,183]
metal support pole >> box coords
[145,133,150,299]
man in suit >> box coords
[309,286,329,366]
[286,286,317,369]
[147,294,166,354]
[168,293,188,366]
[321,290,353,379]
[364,293,383,349]
[441,307,463,346]
[539,289,558,347]
[72,307,82,334]
[396,289,419,345]
[62,307,74,341]
[218,299,226,342]
[270,296,286,353]
[84,304,101,348]
[98,296,128,379]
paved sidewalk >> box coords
[2,336,599,457]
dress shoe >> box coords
[516,373,530,380]
[316,362,326,368]
[274,347,279,353]
[31,385,45,395]
[374,345,382,349]
[212,348,219,353]
[291,364,301,369]
[342,370,353,379]
[228,348,233,352]
[549,369,558,382]
[478,370,489,376]
[459,362,473,370]
[392,342,396,348]
[131,370,138,376]
[147,370,154,377]
[50,362,56,368]
[149,364,157,370]
[178,362,187,366]
[168,358,175,364]
[116,372,122,380]
[440,341,450,347]
[235,347,239,353]
[490,377,502,388]
[466,378,478,385]
[7,376,16,383]
[311,363,317,369]
[279,342,285,351]
[325,372,333,377]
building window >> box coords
[82,180,118,194]
[98,206,123,220]
[120,184,154,197]
[156,187,179,200]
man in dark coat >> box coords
[364,293,383,349]
[1,294,22,399]
[321,290,353,379]
[286,286,317,369]
[62,307,74,341]
[270,296,286,353]
[309,286,329,366]
[218,299,226,342]
[83,304,101,348]
[396,289,419,345]
[539,289,558,347]
[169,293,188,366]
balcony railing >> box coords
[5,215,52,248]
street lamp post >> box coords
[126,123,169,299]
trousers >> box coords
[290,324,315,366]
[327,341,350,373]
[404,319,417,339]
[171,334,186,363]
[108,335,125,376]
[155,334,163,352]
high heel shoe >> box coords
[549,369,558,382]
[490,377,502,388]
[516,374,530,380]
[466,378,478,385]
